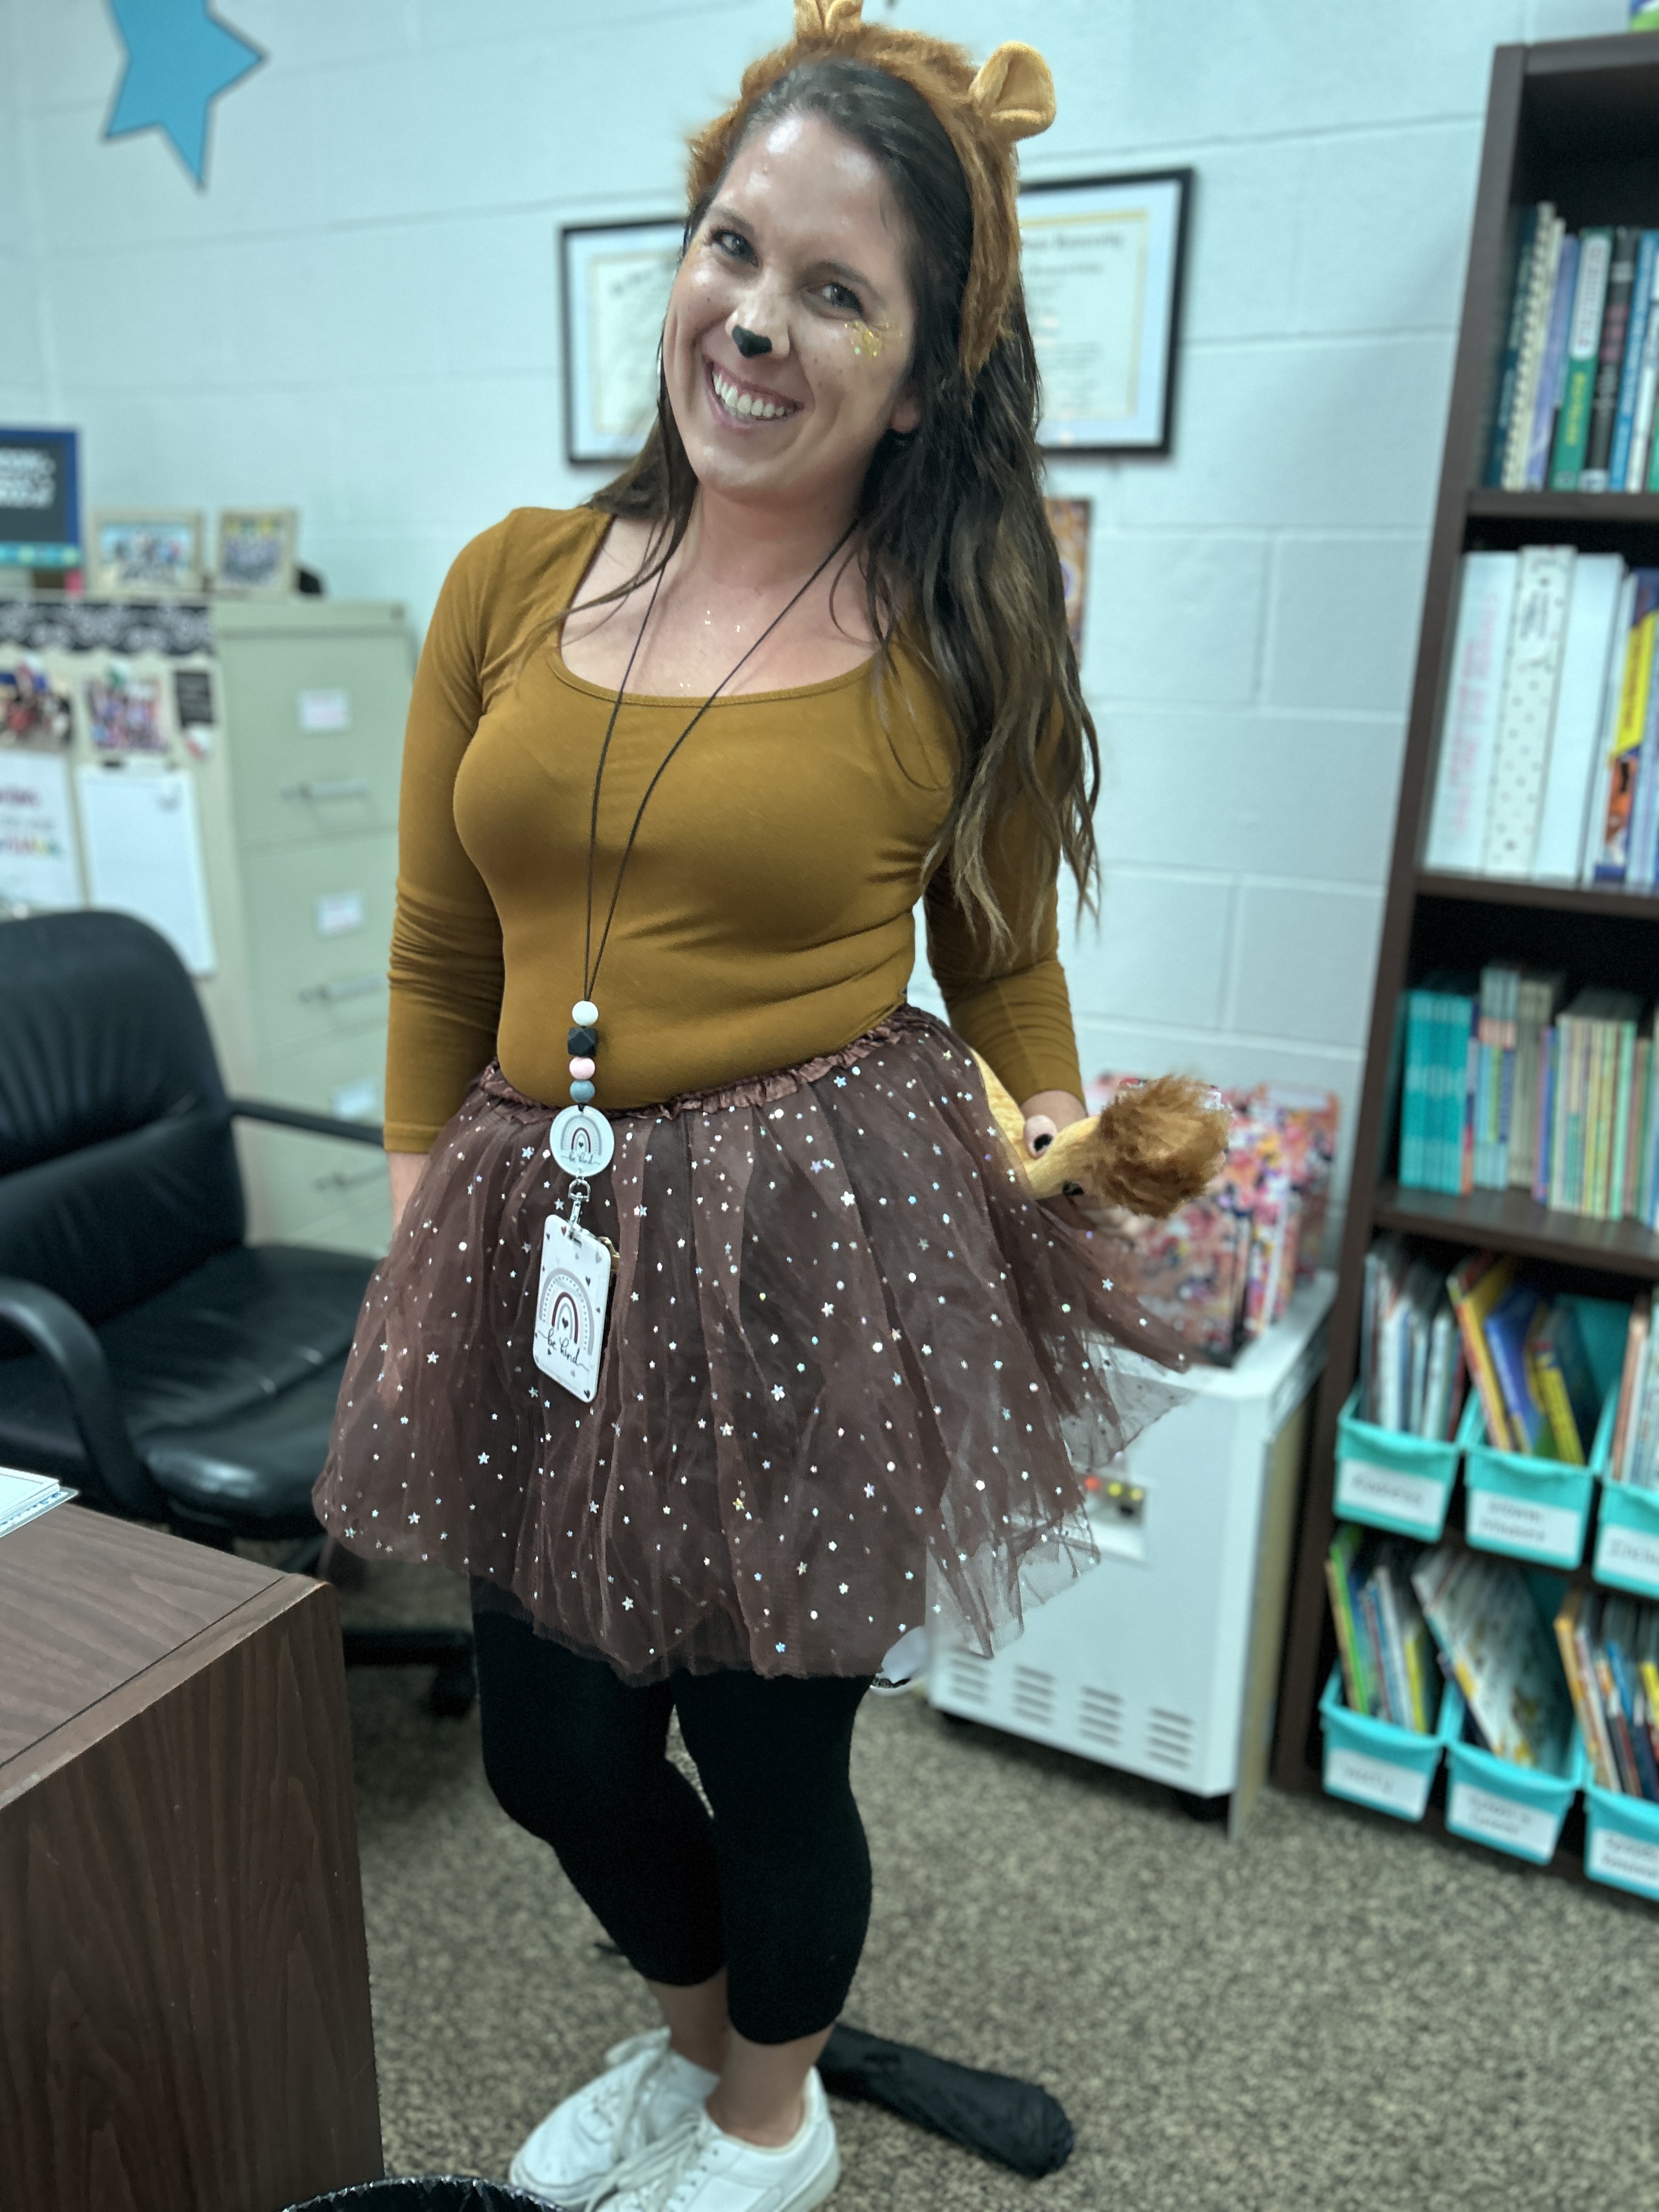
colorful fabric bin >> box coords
[1333,1386,1458,1541]
[1583,1780,1659,1901]
[1318,1664,1444,1823]
[1439,1680,1585,1865]
[1592,1477,1659,1600]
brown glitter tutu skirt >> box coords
[315,1003,1187,1683]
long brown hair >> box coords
[585,56,1099,957]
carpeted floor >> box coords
[338,1563,1658,2212]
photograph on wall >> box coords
[215,506,297,595]
[85,665,168,757]
[0,657,75,748]
[1043,497,1092,658]
[562,219,685,463]
[89,509,205,595]
[0,750,83,910]
[1020,171,1191,454]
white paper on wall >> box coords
[77,766,216,977]
[0,751,84,909]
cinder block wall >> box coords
[2,0,1630,1222]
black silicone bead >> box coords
[567,1024,599,1056]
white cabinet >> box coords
[929,1274,1334,1830]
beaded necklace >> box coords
[534,522,857,1405]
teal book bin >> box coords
[1591,1476,1659,1599]
[1333,1386,1458,1540]
[1439,1679,1586,1865]
[1459,1294,1626,1570]
[1583,1780,1659,1901]
[1318,1664,1444,1822]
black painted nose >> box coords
[732,325,772,358]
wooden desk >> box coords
[0,1506,382,2212]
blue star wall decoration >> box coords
[103,0,265,187]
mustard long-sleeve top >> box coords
[383,506,1084,1153]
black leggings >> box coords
[473,1603,873,2045]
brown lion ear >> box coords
[967,41,1056,140]
[793,0,865,35]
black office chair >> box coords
[0,908,473,1714]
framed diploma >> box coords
[1020,171,1192,455]
[561,219,686,465]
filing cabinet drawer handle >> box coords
[313,1161,386,1193]
[298,973,383,1003]
[283,777,373,801]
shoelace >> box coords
[570,2106,706,2212]
[595,2033,679,2163]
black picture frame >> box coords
[1019,168,1193,457]
[560,217,686,466]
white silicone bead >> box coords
[572,999,599,1025]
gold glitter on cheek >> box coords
[849,319,887,362]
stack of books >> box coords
[1358,1233,1466,1440]
[1608,1288,1659,1488]
[1424,548,1659,885]
[1397,962,1659,1224]
[1326,1525,1436,1731]
[1555,1587,1659,1798]
[1447,1252,1601,1462]
[1414,1544,1576,1771]
[1485,210,1659,494]
[1085,1077,1338,1364]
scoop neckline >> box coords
[550,511,881,707]
[548,642,879,708]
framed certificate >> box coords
[561,219,686,464]
[1020,171,1192,455]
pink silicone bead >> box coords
[568,1056,596,1081]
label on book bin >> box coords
[1464,1487,1581,1561]
[1594,1520,1659,1594]
[1586,1822,1659,1898]
[1325,1748,1431,1820]
[1448,1780,1560,1862]
[1335,1456,1446,1532]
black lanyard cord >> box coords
[579,523,856,1006]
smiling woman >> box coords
[314,7,1205,2207]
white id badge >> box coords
[533,1213,616,1402]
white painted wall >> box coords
[1,0,1633,1215]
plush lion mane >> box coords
[973,1057,1231,1218]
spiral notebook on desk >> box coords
[0,1467,73,1542]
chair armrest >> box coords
[230,1098,385,1148]
[0,1277,165,1519]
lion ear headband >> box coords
[686,0,1057,377]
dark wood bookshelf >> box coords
[1373,1182,1659,1277]
[1466,490,1659,523]
[1417,869,1659,917]
[1271,33,1659,1869]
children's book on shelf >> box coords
[1396,958,1659,1227]
[1357,1233,1465,1441]
[1412,1544,1575,1771]
[1326,1524,1436,1731]
[1084,1075,1336,1365]
[1425,548,1659,889]
[1555,1585,1659,1798]
[1414,1248,1605,1464]
[1488,206,1659,495]
[1607,1285,1659,1489]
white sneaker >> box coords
[509,2027,719,2205]
[572,2069,839,2211]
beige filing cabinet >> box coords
[204,601,412,1256]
